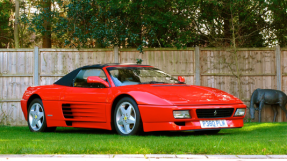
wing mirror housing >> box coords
[87,76,109,87]
[178,76,185,84]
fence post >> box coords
[276,45,281,91]
[114,45,119,63]
[195,46,200,85]
[276,45,282,122]
[33,46,39,86]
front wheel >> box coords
[114,97,142,136]
[27,98,56,132]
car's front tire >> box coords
[27,98,56,132]
[114,97,142,136]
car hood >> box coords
[135,84,243,105]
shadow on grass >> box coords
[36,122,287,137]
[54,127,233,137]
[55,128,115,135]
[141,130,235,137]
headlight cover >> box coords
[234,108,246,117]
[173,110,191,119]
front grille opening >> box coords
[196,108,234,118]
[66,121,72,126]
[174,122,186,126]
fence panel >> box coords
[1,47,287,125]
[0,50,34,125]
[39,49,114,85]
[200,49,278,122]
[281,49,287,122]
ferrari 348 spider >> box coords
[21,64,246,135]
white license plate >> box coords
[200,120,228,128]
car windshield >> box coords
[107,67,180,86]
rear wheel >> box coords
[27,98,56,132]
[114,97,142,136]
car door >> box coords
[60,68,109,123]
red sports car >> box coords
[21,64,246,135]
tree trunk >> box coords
[130,0,142,47]
[223,18,230,46]
[230,1,242,100]
[42,0,51,48]
[14,0,19,48]
[222,3,231,47]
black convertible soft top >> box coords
[53,63,148,86]
[53,67,81,87]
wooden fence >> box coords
[0,46,286,126]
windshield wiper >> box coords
[140,81,168,84]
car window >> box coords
[107,67,178,86]
[73,69,107,88]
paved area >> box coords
[0,154,287,160]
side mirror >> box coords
[87,76,109,87]
[178,76,185,83]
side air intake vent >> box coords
[62,104,73,118]
[61,103,106,127]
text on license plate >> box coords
[200,120,228,128]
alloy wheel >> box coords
[115,102,136,134]
[29,103,44,131]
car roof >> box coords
[54,63,152,87]
[81,63,150,69]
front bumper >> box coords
[138,104,246,132]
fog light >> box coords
[173,110,191,119]
[234,108,245,116]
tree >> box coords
[26,0,53,48]
[0,0,14,48]
[196,0,269,99]
[28,0,200,51]
[24,0,276,52]
[41,0,51,48]
[195,0,267,48]
[267,0,287,47]
[19,0,34,48]
[14,0,19,48]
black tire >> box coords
[113,97,142,136]
[194,129,221,135]
[27,98,56,132]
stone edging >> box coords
[0,154,287,159]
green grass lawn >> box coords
[0,123,287,155]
